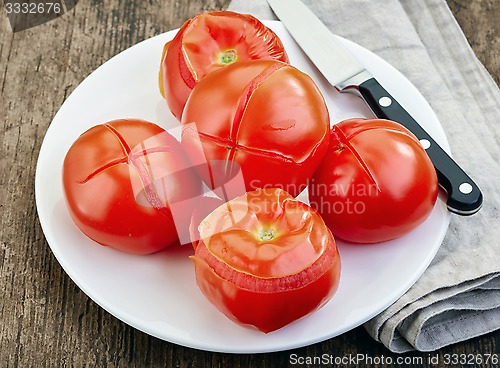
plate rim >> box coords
[35,20,451,353]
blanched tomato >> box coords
[161,11,289,120]
[181,59,330,198]
[62,119,203,254]
[308,118,438,243]
[191,188,341,333]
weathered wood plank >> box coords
[447,0,499,85]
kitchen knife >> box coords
[267,0,482,215]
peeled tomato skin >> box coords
[190,188,341,333]
[162,11,289,121]
[181,60,330,198]
[191,238,340,333]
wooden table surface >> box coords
[1,1,498,367]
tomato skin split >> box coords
[62,119,203,254]
[162,11,289,121]
[191,239,340,333]
[191,188,341,333]
[308,118,439,244]
[181,60,330,198]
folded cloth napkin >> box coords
[228,0,500,353]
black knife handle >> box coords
[358,77,482,215]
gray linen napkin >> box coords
[228,0,500,353]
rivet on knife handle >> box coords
[358,77,483,215]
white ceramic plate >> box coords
[35,21,451,353]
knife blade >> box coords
[267,0,482,215]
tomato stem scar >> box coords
[257,227,278,242]
[217,49,237,65]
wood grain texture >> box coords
[0,0,498,367]
[447,0,499,85]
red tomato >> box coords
[162,11,289,120]
[62,119,203,254]
[308,118,438,243]
[191,188,341,333]
[181,59,330,198]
